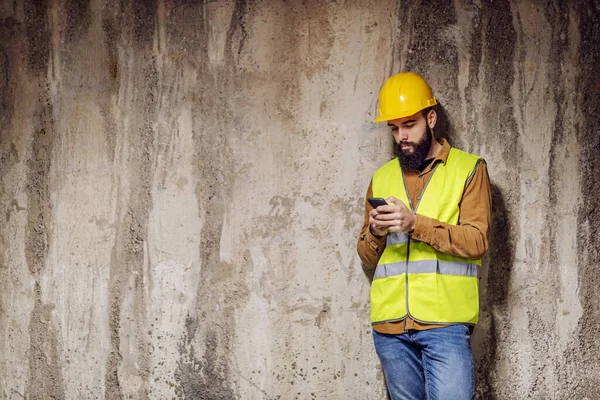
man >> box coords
[357,72,492,400]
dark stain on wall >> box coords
[175,316,236,400]
[463,7,483,149]
[401,0,458,64]
[569,1,600,395]
[225,0,251,62]
[132,0,158,45]
[100,0,125,162]
[21,2,67,396]
[184,88,239,398]
[0,46,10,112]
[0,17,19,171]
[0,142,18,184]
[64,0,92,43]
[102,0,123,86]
[22,1,54,278]
[24,0,49,74]
[164,0,208,58]
[104,277,124,400]
[27,283,66,400]
[541,0,569,211]
[476,184,514,399]
[105,130,156,397]
[104,14,159,399]
[474,1,518,398]
[481,0,519,166]
[24,100,54,277]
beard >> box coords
[394,126,433,171]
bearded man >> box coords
[357,72,492,400]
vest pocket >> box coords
[370,275,407,323]
[435,273,479,324]
[405,260,479,324]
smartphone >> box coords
[368,197,388,209]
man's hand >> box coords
[369,196,416,237]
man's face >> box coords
[388,111,434,170]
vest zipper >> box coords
[405,236,411,326]
[401,162,440,326]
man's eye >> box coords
[405,124,414,128]
[391,126,399,131]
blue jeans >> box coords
[373,325,475,400]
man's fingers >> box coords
[370,216,398,234]
[378,202,409,215]
[386,196,400,204]
[370,220,389,237]
[376,206,393,214]
[370,218,392,228]
[385,197,409,212]
[374,211,401,221]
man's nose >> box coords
[399,129,409,141]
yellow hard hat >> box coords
[374,72,437,122]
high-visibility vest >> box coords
[370,147,482,325]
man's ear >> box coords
[427,109,437,130]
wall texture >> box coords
[0,0,599,399]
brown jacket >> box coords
[357,139,492,334]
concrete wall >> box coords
[0,0,598,399]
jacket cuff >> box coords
[366,228,387,251]
[411,214,438,245]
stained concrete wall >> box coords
[0,0,598,399]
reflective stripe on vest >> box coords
[370,147,482,325]
[373,260,479,279]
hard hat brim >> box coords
[374,97,437,123]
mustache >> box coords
[396,141,417,149]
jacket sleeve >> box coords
[357,180,387,270]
